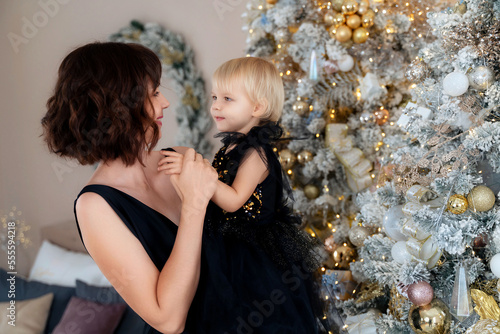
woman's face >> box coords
[146,84,169,140]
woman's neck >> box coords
[90,154,152,191]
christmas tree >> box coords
[347,0,500,333]
[242,0,450,331]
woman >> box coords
[41,42,217,334]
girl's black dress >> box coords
[197,123,327,333]
[74,123,327,333]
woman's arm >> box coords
[76,149,217,334]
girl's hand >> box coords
[169,148,217,208]
[158,150,184,175]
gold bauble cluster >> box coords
[324,0,373,44]
[445,186,496,215]
[279,148,314,170]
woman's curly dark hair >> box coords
[41,42,162,166]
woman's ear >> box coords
[253,99,268,118]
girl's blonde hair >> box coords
[212,57,284,123]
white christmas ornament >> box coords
[490,253,500,278]
[338,54,354,72]
[383,205,408,241]
[443,72,469,96]
[392,241,413,263]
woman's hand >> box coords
[168,148,217,210]
[158,150,184,175]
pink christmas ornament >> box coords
[407,281,434,306]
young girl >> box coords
[160,57,328,333]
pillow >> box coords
[52,296,126,334]
[29,240,110,287]
[0,293,53,334]
[75,280,147,334]
[0,268,75,334]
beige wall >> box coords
[0,0,247,275]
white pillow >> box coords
[29,240,111,287]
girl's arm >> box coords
[76,149,217,334]
[159,149,268,212]
[211,149,268,212]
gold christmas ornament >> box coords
[357,0,369,15]
[279,149,296,169]
[467,185,496,212]
[335,25,352,43]
[352,27,369,44]
[331,0,343,12]
[373,108,389,125]
[348,225,370,247]
[292,100,310,116]
[324,10,337,26]
[447,194,468,214]
[363,9,375,18]
[361,14,374,28]
[304,184,320,199]
[297,150,314,164]
[266,0,278,4]
[346,14,361,29]
[341,0,359,15]
[341,40,354,49]
[332,244,356,269]
[408,298,451,334]
[454,3,467,15]
[328,25,337,39]
[332,12,346,27]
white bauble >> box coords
[490,253,500,278]
[392,241,413,263]
[338,54,354,72]
[383,205,408,241]
[443,72,469,96]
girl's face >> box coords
[145,84,169,140]
[210,80,261,134]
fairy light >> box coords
[287,169,292,175]
[336,214,340,218]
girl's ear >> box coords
[253,98,268,118]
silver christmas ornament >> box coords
[359,111,374,123]
[468,66,496,90]
[405,59,429,83]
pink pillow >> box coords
[53,296,126,334]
